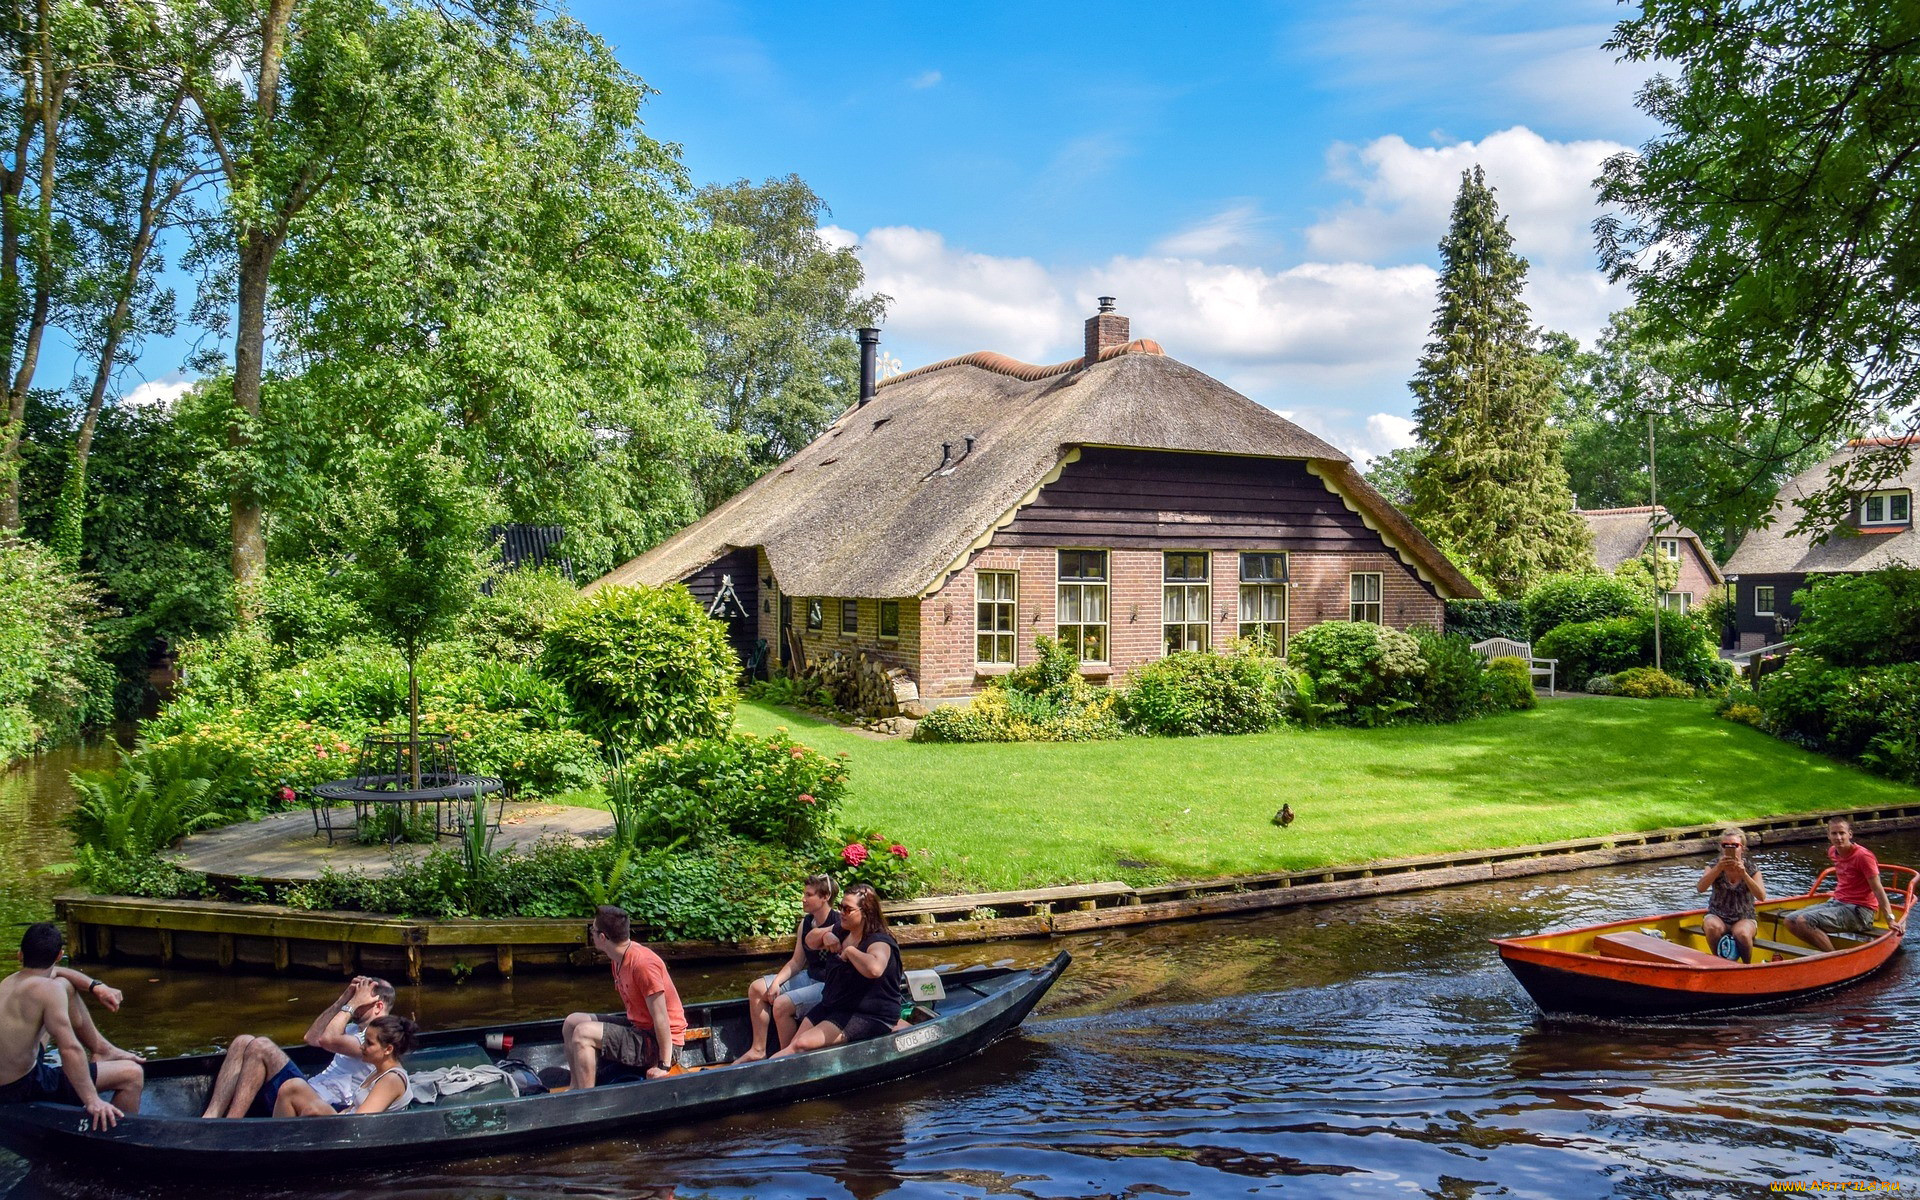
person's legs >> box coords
[770,1018,845,1059]
[63,985,139,1063]
[1732,918,1759,963]
[1786,906,1837,953]
[562,1012,604,1090]
[272,1077,335,1118]
[95,1059,143,1114]
[228,1038,294,1119]
[200,1035,257,1118]
[771,993,800,1050]
[737,975,777,1063]
[1702,913,1728,944]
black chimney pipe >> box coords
[857,327,881,406]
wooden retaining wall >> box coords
[57,804,1920,983]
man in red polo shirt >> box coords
[1785,817,1907,952]
[561,905,687,1088]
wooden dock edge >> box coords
[56,804,1920,983]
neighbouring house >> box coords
[591,301,1479,711]
[1722,437,1920,652]
[1577,506,1724,614]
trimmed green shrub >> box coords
[1521,573,1649,642]
[1536,610,1729,692]
[1286,621,1427,726]
[1611,667,1694,698]
[616,728,849,852]
[1752,656,1920,784]
[1443,598,1525,643]
[461,569,580,663]
[541,584,738,750]
[1792,567,1920,667]
[1120,643,1291,736]
[915,637,1124,743]
[1586,673,1617,695]
[1487,656,1537,710]
[1408,627,1493,723]
[1754,653,1839,743]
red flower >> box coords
[798,793,816,805]
[278,786,296,804]
[889,844,909,859]
[316,749,329,759]
[841,843,870,866]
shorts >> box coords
[251,1059,305,1118]
[1796,900,1878,936]
[598,1017,691,1072]
[0,1060,95,1107]
[777,970,826,1020]
[808,1005,900,1044]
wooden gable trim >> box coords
[916,448,1083,599]
[1303,461,1455,595]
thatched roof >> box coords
[1579,506,1723,584]
[594,341,1478,599]
[1723,439,1920,576]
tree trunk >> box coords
[0,30,64,531]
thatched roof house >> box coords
[1723,437,1920,649]
[1578,505,1723,614]
[596,302,1478,710]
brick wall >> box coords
[1673,543,1718,608]
[915,541,1444,701]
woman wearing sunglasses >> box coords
[1697,826,1767,962]
[767,884,908,1058]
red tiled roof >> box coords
[874,339,1164,391]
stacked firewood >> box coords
[800,651,922,718]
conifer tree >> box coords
[1406,166,1593,598]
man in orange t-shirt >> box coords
[1785,817,1908,952]
[561,905,687,1088]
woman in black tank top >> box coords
[768,884,908,1056]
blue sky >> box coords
[115,0,1657,460]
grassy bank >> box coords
[734,696,1919,893]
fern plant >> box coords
[66,767,220,857]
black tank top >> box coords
[800,911,843,977]
[818,927,907,1020]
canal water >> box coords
[1,748,1916,1197]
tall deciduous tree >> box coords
[269,9,744,577]
[1406,166,1592,598]
[690,175,887,508]
[1597,0,1920,536]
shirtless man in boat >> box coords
[199,975,397,1118]
[1784,817,1908,952]
[0,923,145,1129]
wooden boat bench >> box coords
[1593,931,1732,967]
[1676,922,1859,959]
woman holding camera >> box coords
[1698,826,1766,962]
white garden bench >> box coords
[1470,637,1557,697]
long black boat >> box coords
[0,952,1069,1172]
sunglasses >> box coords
[1720,842,1743,848]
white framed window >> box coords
[1349,572,1383,624]
[1658,537,1681,560]
[975,572,1016,665]
[840,599,859,636]
[1754,585,1776,616]
[1237,552,1288,652]
[1162,552,1210,654]
[1661,591,1692,613]
[1057,550,1109,664]
[1862,489,1912,526]
[879,600,900,641]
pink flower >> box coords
[335,741,349,753]
[798,793,816,805]
[790,748,806,760]
[841,843,869,867]
[889,844,909,859]
[316,749,329,759]
[278,786,295,804]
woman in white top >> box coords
[274,1016,417,1117]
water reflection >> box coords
[2,819,1918,1196]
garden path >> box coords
[174,804,612,884]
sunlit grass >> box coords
[734,696,1919,892]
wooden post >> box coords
[217,933,234,969]
[273,938,290,972]
[405,943,423,986]
[97,927,113,961]
[340,940,356,977]
[65,917,84,962]
[158,930,174,965]
[495,944,514,979]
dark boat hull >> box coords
[0,953,1069,1172]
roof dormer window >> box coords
[1862,489,1912,527]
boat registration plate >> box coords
[894,1025,941,1052]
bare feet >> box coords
[731,1048,767,1064]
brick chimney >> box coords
[1083,296,1129,365]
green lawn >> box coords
[733,696,1920,893]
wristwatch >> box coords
[85,979,103,996]
[339,1005,355,1017]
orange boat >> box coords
[1493,865,1917,1016]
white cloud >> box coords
[121,376,193,410]
[846,225,1071,362]
[907,69,941,90]
[1154,204,1270,259]
[1366,412,1418,455]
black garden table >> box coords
[306,732,504,845]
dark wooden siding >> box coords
[999,447,1381,553]
[680,548,761,667]
[490,524,572,579]
[1732,572,1807,641]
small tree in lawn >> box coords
[342,436,494,789]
